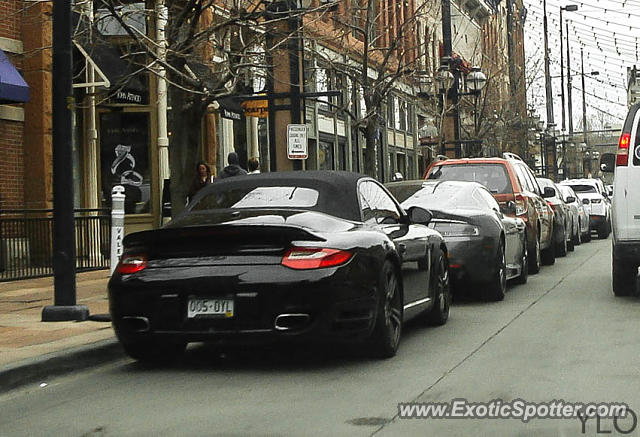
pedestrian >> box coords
[248,157,261,174]
[187,161,213,202]
[219,152,248,179]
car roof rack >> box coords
[502,152,523,161]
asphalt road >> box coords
[2,236,639,437]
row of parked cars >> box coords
[107,157,612,362]
[387,153,611,302]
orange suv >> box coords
[424,153,555,273]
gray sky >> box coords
[523,0,640,129]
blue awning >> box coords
[0,48,29,104]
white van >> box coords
[607,103,640,295]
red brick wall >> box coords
[0,121,25,209]
[0,1,22,40]
[0,1,25,210]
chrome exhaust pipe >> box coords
[274,313,310,331]
[122,316,150,333]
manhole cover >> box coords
[347,417,390,426]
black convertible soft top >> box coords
[189,170,367,222]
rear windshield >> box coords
[191,186,320,210]
[566,184,597,194]
[396,185,480,210]
[427,164,513,194]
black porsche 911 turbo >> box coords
[109,171,450,362]
[386,180,528,301]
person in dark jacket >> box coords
[219,152,247,179]
[187,161,213,202]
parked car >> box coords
[559,178,611,239]
[557,184,590,245]
[536,178,571,256]
[425,153,555,273]
[109,171,451,361]
[386,180,528,301]
[605,102,640,295]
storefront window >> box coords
[100,112,151,214]
[319,140,334,170]
[338,142,347,170]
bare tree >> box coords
[304,0,439,178]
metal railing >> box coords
[0,208,111,282]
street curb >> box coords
[0,338,125,394]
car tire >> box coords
[583,228,592,242]
[598,223,608,239]
[484,243,506,301]
[568,223,575,251]
[425,249,451,326]
[541,239,556,265]
[557,229,568,257]
[573,223,582,246]
[368,261,403,358]
[612,254,636,297]
[514,238,528,285]
[121,339,187,364]
[528,236,541,274]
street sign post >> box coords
[287,124,308,160]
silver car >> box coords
[558,184,590,245]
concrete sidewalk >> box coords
[0,270,124,392]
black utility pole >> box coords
[42,0,89,321]
[543,0,554,127]
[441,0,460,157]
[566,21,574,135]
[581,48,588,144]
[559,7,565,132]
[289,0,303,171]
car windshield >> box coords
[427,164,513,194]
[191,186,320,210]
[566,184,597,194]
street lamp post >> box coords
[466,66,487,137]
[559,4,578,133]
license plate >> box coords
[187,298,234,318]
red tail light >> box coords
[282,247,353,270]
[617,133,631,166]
[117,254,147,274]
[547,201,557,211]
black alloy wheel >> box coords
[425,250,451,326]
[484,243,506,301]
[368,261,403,358]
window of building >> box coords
[387,96,395,128]
[319,140,334,170]
[99,111,151,214]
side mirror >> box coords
[501,201,517,215]
[582,198,590,205]
[542,187,555,198]
[566,196,576,204]
[407,206,433,225]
